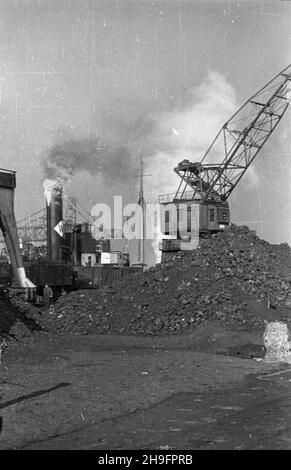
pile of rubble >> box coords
[0,288,43,347]
[36,224,291,336]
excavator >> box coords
[0,169,34,288]
[159,64,291,255]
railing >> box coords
[158,190,198,203]
[158,193,176,203]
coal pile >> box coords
[36,224,291,336]
[0,288,43,347]
[0,288,17,346]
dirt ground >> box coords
[1,323,291,450]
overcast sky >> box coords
[0,0,291,260]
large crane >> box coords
[159,64,291,254]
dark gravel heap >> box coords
[35,224,291,336]
[0,288,43,346]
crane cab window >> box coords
[165,210,169,235]
[209,208,215,222]
[217,208,229,222]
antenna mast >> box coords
[137,154,146,266]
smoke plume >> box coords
[43,71,242,204]
[144,71,238,195]
[144,71,239,262]
[42,71,260,263]
[42,134,135,203]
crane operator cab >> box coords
[158,158,230,256]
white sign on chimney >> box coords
[54,220,64,237]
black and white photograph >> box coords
[0,0,291,453]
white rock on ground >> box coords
[263,321,291,363]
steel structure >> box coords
[0,197,91,248]
[173,64,291,203]
[16,208,47,243]
[65,196,77,232]
[0,169,34,287]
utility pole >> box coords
[137,155,145,266]
[134,154,151,268]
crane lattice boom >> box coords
[174,64,291,203]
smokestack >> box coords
[46,185,63,262]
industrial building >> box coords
[0,178,136,291]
